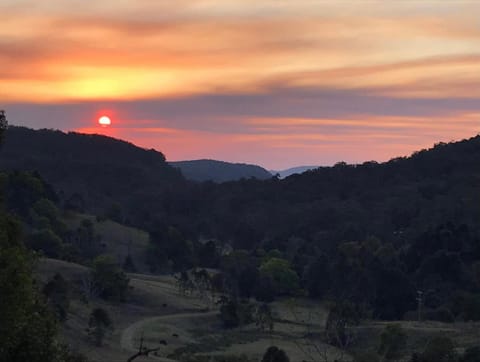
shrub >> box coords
[87,308,113,346]
[262,346,289,362]
[92,255,129,302]
[259,257,300,296]
[28,228,63,258]
[219,297,255,328]
[42,273,70,322]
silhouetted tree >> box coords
[87,308,113,347]
[262,346,289,362]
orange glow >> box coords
[1,2,479,102]
[3,1,480,169]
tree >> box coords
[70,219,101,260]
[92,255,129,302]
[259,257,300,296]
[87,308,113,347]
[0,213,64,361]
[255,303,274,331]
[303,256,330,299]
[28,228,63,258]
[253,274,276,302]
[262,346,290,362]
[43,273,70,322]
[0,110,7,144]
[218,297,255,328]
[325,301,359,348]
[123,254,137,272]
[0,111,79,362]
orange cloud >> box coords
[3,1,479,168]
[1,2,479,102]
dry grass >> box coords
[36,258,480,362]
[62,212,150,272]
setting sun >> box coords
[98,116,111,126]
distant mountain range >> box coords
[170,159,272,182]
[270,166,319,178]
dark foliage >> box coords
[3,126,480,321]
[88,308,113,347]
[261,346,289,362]
[0,126,185,218]
[91,255,129,302]
[43,273,70,322]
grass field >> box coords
[36,257,480,362]
[62,212,150,273]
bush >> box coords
[325,301,360,347]
[88,308,113,346]
[219,297,254,328]
[259,257,300,296]
[262,346,289,362]
[28,228,63,258]
[92,255,129,302]
[42,273,70,322]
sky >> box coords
[1,0,479,169]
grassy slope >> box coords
[62,213,150,273]
[36,210,480,362]
[36,258,212,362]
[36,257,480,362]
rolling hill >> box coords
[0,126,185,214]
[270,165,319,178]
[170,159,272,182]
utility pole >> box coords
[416,290,424,322]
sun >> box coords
[98,116,111,127]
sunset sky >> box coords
[2,1,479,169]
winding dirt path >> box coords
[120,311,219,361]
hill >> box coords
[0,126,185,215]
[270,165,319,178]
[170,159,272,182]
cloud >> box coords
[1,2,479,102]
[1,1,479,167]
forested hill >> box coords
[3,123,480,321]
[270,165,319,178]
[172,135,480,250]
[170,159,272,182]
[0,126,185,213]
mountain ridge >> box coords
[170,159,272,182]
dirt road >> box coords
[120,311,219,361]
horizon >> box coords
[2,1,479,169]
[9,122,479,171]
